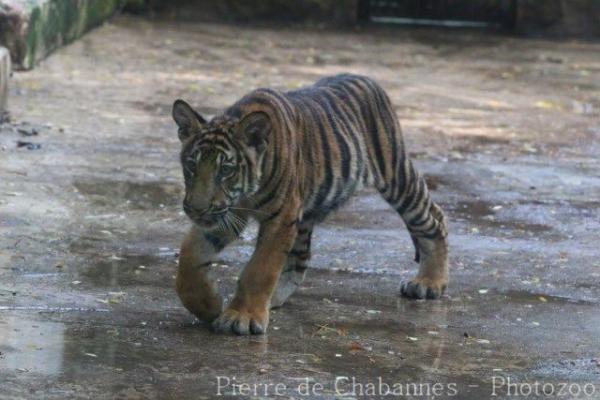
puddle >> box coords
[449,200,556,237]
[0,306,109,312]
[494,290,595,306]
[66,229,180,289]
[0,214,28,228]
[0,313,167,379]
[73,180,182,210]
[322,194,559,241]
[0,316,66,376]
[77,255,174,288]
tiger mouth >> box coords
[209,208,229,216]
[185,209,227,227]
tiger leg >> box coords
[212,201,300,335]
[271,221,313,308]
[176,218,246,322]
[381,159,449,299]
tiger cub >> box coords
[172,74,448,335]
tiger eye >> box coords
[220,164,235,177]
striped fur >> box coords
[173,74,449,335]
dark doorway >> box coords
[358,0,516,28]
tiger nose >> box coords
[211,200,227,212]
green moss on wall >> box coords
[2,0,126,69]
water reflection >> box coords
[0,315,65,376]
[73,180,182,210]
[77,255,163,288]
[0,312,160,379]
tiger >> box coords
[172,74,449,335]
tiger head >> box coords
[171,99,271,228]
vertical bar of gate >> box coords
[357,0,371,22]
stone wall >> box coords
[0,0,125,70]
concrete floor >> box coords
[1,15,599,399]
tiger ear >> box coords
[172,99,206,142]
[236,112,271,154]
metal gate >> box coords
[359,0,516,28]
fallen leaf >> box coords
[350,341,365,352]
[535,100,562,110]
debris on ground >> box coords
[16,141,41,150]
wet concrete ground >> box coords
[1,15,599,399]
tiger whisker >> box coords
[228,212,246,236]
[228,206,270,216]
[226,214,239,235]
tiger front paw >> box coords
[176,261,223,323]
[179,291,223,323]
[212,303,269,335]
[400,277,447,300]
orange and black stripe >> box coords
[224,74,446,248]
